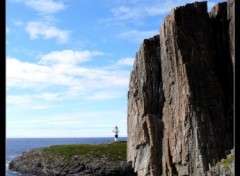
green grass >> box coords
[42,141,127,161]
[220,156,234,169]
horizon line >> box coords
[6,136,128,139]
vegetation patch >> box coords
[42,141,127,161]
[220,156,234,169]
[9,141,136,176]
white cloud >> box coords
[7,95,34,106]
[85,91,123,101]
[39,50,103,65]
[104,2,172,24]
[111,6,141,20]
[7,91,68,111]
[7,110,127,137]
[7,51,131,104]
[116,57,135,66]
[11,0,65,14]
[7,94,60,110]
[144,3,174,16]
[6,27,9,34]
[26,21,70,43]
[7,57,53,88]
[9,111,123,124]
[101,0,219,26]
[110,2,174,20]
[14,20,24,26]
[39,93,61,101]
[118,29,159,43]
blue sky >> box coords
[6,0,226,138]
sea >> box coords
[6,137,127,176]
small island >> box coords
[9,141,136,176]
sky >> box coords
[6,0,226,138]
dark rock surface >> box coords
[127,0,234,176]
[9,143,136,176]
[207,149,234,176]
[127,35,164,175]
[227,0,235,66]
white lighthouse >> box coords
[113,125,119,141]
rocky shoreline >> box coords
[9,141,136,176]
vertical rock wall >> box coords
[227,0,235,66]
[127,1,234,176]
[127,35,164,176]
[160,2,232,175]
[209,2,233,151]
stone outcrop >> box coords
[9,142,136,176]
[127,0,234,176]
[127,35,164,175]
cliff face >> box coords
[227,0,235,66]
[127,1,234,176]
[127,35,164,175]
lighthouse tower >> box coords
[113,125,119,141]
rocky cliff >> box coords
[127,1,234,176]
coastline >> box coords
[9,141,136,176]
[6,137,128,176]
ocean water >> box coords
[6,137,127,176]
